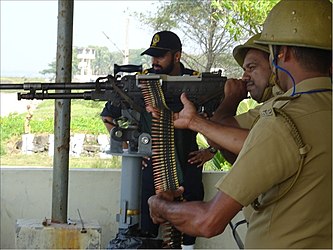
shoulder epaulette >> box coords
[182,68,199,76]
[140,68,155,75]
[259,95,299,118]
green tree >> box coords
[212,0,280,39]
[137,0,235,72]
[72,47,80,75]
[39,61,57,81]
[136,0,279,72]
[89,46,114,75]
[40,47,80,80]
[128,49,151,70]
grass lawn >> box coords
[0,89,115,168]
[0,152,121,169]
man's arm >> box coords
[100,102,128,149]
[148,189,242,238]
[211,79,247,123]
[101,115,115,133]
[208,79,250,162]
[147,93,248,155]
[190,115,249,156]
[175,93,249,155]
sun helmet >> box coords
[255,0,332,51]
[233,33,270,67]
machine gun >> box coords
[2,64,226,154]
[1,64,227,248]
[1,66,225,116]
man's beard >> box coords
[152,61,175,74]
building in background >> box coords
[75,47,95,81]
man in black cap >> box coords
[140,30,195,76]
[140,31,215,249]
[100,30,213,249]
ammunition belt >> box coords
[140,78,183,248]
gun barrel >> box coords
[0,82,113,91]
[0,84,24,90]
[18,92,92,100]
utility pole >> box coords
[103,16,130,65]
[123,17,129,64]
[52,0,73,224]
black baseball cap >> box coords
[140,31,182,57]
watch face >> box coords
[209,147,217,154]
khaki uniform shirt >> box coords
[235,85,284,220]
[235,85,284,129]
[216,77,332,248]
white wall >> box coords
[0,168,246,249]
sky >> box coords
[1,1,160,77]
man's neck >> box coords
[280,60,329,91]
[169,62,182,76]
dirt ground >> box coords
[0,93,42,117]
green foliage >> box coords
[212,0,280,39]
[72,47,80,75]
[0,98,108,157]
[135,0,280,72]
[39,46,150,79]
[0,113,25,155]
[214,52,243,78]
[0,153,121,169]
[39,1,280,78]
[0,92,121,168]
[129,49,152,70]
[39,61,56,78]
[0,114,25,139]
[89,46,113,75]
[69,156,122,169]
[28,100,106,134]
[1,77,46,84]
[136,0,235,72]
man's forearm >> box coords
[148,191,243,238]
[149,197,209,237]
[211,99,239,123]
[189,115,248,155]
[101,116,114,133]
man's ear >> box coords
[174,51,181,62]
[278,46,291,62]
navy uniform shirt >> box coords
[100,63,200,178]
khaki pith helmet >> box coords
[255,0,332,51]
[233,33,270,67]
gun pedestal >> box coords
[107,127,162,249]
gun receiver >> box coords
[1,70,226,116]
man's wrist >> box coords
[103,118,113,125]
[208,146,218,154]
[189,114,207,133]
